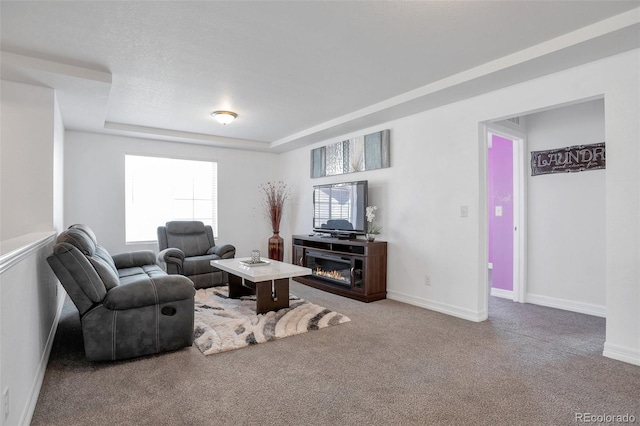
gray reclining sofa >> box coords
[47,224,195,361]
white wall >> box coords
[283,106,483,320]
[0,81,55,240]
[64,132,282,257]
[0,80,64,425]
[526,100,606,316]
[281,49,640,365]
[0,236,61,426]
[603,61,640,366]
[53,94,65,233]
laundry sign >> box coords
[531,142,605,176]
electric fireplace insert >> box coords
[305,250,363,289]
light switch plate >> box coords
[495,206,503,216]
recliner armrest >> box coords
[103,274,195,310]
[157,248,185,265]
[207,244,236,259]
[112,250,157,269]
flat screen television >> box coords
[313,180,368,238]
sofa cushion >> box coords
[142,264,169,278]
[51,242,108,303]
[87,255,119,291]
[112,251,157,269]
[57,228,96,256]
[165,221,206,235]
[118,264,166,281]
[165,221,212,257]
[95,246,118,274]
[118,266,145,279]
[56,228,119,290]
[68,224,119,278]
[69,224,98,244]
[182,254,221,276]
[103,273,195,310]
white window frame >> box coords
[124,154,218,243]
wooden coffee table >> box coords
[211,258,312,314]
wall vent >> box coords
[507,117,520,126]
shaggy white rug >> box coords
[193,286,351,356]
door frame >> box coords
[485,123,527,304]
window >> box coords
[125,155,218,243]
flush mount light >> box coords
[211,110,237,125]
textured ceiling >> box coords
[1,1,639,152]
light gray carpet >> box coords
[32,282,640,425]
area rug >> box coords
[193,286,351,356]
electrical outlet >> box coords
[3,387,9,421]
[424,274,431,286]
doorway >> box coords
[487,125,526,304]
[481,98,606,320]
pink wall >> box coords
[488,134,514,291]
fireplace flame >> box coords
[315,267,347,282]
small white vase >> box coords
[366,233,376,242]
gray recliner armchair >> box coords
[157,221,236,289]
[47,224,195,362]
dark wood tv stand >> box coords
[291,234,387,302]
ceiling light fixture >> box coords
[211,110,237,125]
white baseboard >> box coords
[387,290,486,322]
[525,293,606,318]
[490,287,513,300]
[22,287,66,426]
[603,342,640,366]
[386,287,607,323]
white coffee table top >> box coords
[211,258,312,282]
